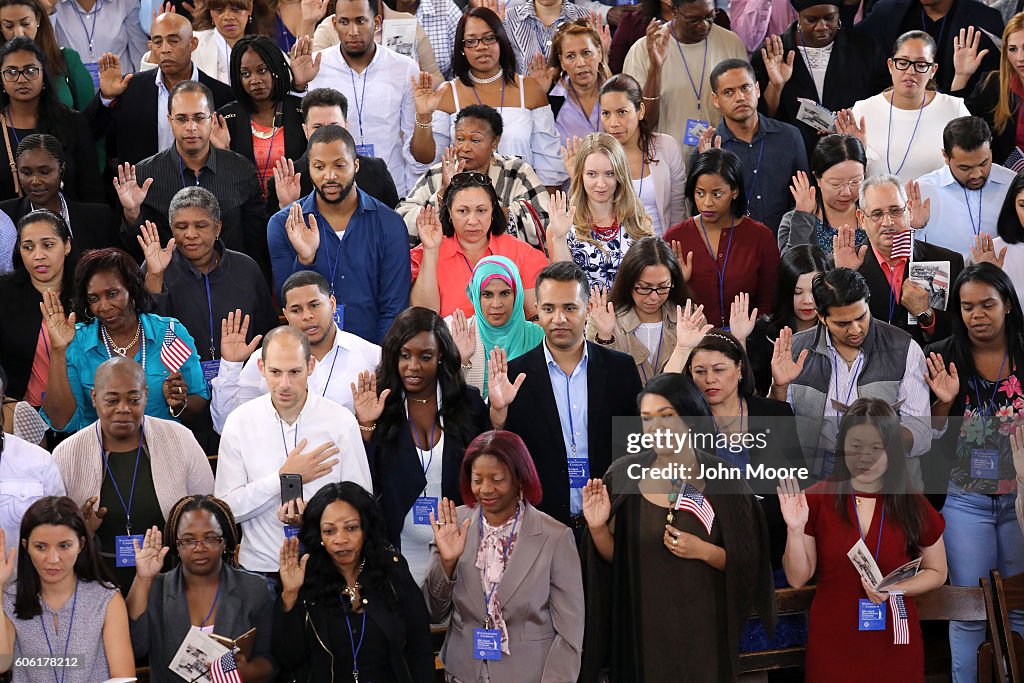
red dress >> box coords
[802,482,945,682]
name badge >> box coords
[858,598,886,631]
[115,534,146,568]
[84,61,100,89]
[684,118,710,147]
[473,628,502,660]
[567,456,590,488]
[333,304,345,331]
[355,144,375,158]
[200,360,220,389]
[413,496,438,525]
[284,524,301,539]
[970,448,1000,479]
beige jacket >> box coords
[585,304,678,385]
[52,417,215,519]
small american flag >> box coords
[891,229,914,260]
[890,592,910,645]
[674,483,715,536]
[209,651,242,683]
[160,327,193,373]
[1005,147,1024,173]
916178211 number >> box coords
[13,656,81,668]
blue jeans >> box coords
[942,488,1024,682]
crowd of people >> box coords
[1,0,1024,680]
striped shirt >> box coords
[416,0,464,79]
[503,1,589,74]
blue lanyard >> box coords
[698,215,736,327]
[851,493,885,560]
[343,605,367,681]
[920,8,949,49]
[564,374,577,456]
[321,217,345,295]
[480,502,521,628]
[636,155,647,201]
[8,117,20,148]
[672,24,708,114]
[280,418,298,456]
[796,28,818,102]
[567,78,599,133]
[831,348,864,407]
[177,153,201,189]
[39,580,78,683]
[256,105,282,192]
[204,270,216,359]
[886,92,926,177]
[969,351,1008,419]
[348,63,370,144]
[636,323,663,384]
[70,0,102,54]
[409,408,437,495]
[199,586,220,627]
[95,418,146,535]
[320,345,340,397]
[962,184,984,237]
[472,79,506,116]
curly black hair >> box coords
[229,34,292,112]
[73,247,154,319]
[163,494,241,567]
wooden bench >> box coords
[989,570,1024,681]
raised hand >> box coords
[776,477,809,531]
[645,19,669,69]
[220,310,262,363]
[411,71,443,117]
[790,170,817,215]
[280,438,341,483]
[81,496,107,535]
[39,289,77,350]
[760,34,795,86]
[472,0,505,20]
[588,11,612,55]
[771,326,808,388]
[582,478,611,529]
[548,190,577,241]
[675,300,712,350]
[300,0,329,25]
[834,109,866,146]
[416,204,444,250]
[924,352,960,406]
[527,52,556,93]
[430,497,472,568]
[952,26,989,79]
[832,223,867,270]
[728,292,758,344]
[487,347,526,411]
[279,536,308,595]
[133,526,169,580]
[971,233,1006,267]
[450,308,477,363]
[1011,424,1024,485]
[285,202,320,265]
[561,135,583,177]
[98,52,132,99]
[696,125,721,154]
[272,157,302,207]
[112,163,153,217]
[289,35,323,88]
[905,179,930,229]
[349,369,391,426]
[209,113,231,150]
[137,221,175,276]
[588,285,617,341]
[0,529,15,587]
[438,145,465,197]
[669,241,694,281]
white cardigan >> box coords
[647,132,687,230]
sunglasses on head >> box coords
[450,171,491,188]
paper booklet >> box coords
[848,537,922,591]
[795,98,836,133]
[168,625,231,683]
[907,260,951,325]
[382,19,417,59]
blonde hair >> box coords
[993,13,1024,134]
[568,132,652,247]
[548,20,607,81]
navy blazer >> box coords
[503,342,642,526]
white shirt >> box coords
[53,0,150,73]
[916,163,1016,254]
[401,431,444,585]
[155,64,200,153]
[851,92,971,182]
[0,434,66,577]
[979,237,1024,304]
[309,44,425,195]
[210,327,381,433]
[215,393,372,572]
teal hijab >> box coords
[468,255,545,391]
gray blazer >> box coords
[129,563,277,682]
[423,502,584,683]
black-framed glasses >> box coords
[450,171,491,188]
[677,11,716,27]
[634,285,673,296]
[463,33,498,49]
[891,58,935,73]
[863,205,907,223]
[171,113,213,125]
[1,65,40,82]
[176,535,224,550]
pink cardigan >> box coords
[52,417,215,519]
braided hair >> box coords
[163,495,241,567]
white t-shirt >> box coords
[401,431,445,584]
[633,175,663,237]
[991,238,1024,304]
[634,322,664,366]
[851,91,971,182]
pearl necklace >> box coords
[469,68,503,85]
[101,322,147,370]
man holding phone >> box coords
[215,326,371,582]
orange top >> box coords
[252,123,286,199]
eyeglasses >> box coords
[450,171,491,188]
[171,113,213,125]
[821,177,864,192]
[863,205,907,222]
[1,65,40,82]
[634,285,673,296]
[176,535,224,550]
[463,33,498,49]
[891,58,935,73]
[677,12,716,27]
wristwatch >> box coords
[916,308,934,326]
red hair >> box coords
[460,430,543,506]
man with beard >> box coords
[701,58,808,235]
[915,116,1016,254]
[267,125,410,344]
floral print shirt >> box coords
[952,371,1024,494]
[567,226,636,291]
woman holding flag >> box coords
[37,247,209,434]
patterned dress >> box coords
[567,226,635,290]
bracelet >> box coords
[595,334,616,345]
[415,117,432,129]
[359,423,376,432]
[642,95,660,101]
[169,396,188,418]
